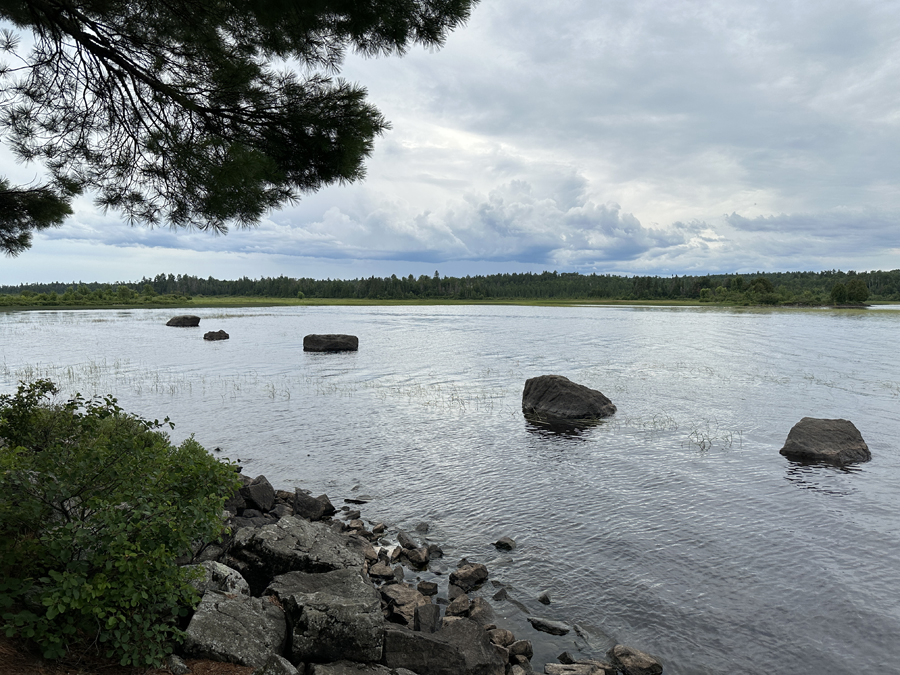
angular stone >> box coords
[369,560,395,580]
[183,591,286,667]
[381,583,429,627]
[404,546,430,568]
[294,490,329,521]
[383,620,506,675]
[468,597,494,625]
[538,590,552,605]
[417,580,439,596]
[528,617,570,635]
[204,330,229,340]
[225,515,366,596]
[166,315,200,327]
[606,644,663,675]
[450,563,489,592]
[303,334,359,352]
[256,654,303,675]
[509,640,534,659]
[186,560,250,597]
[267,568,383,664]
[240,475,276,512]
[398,530,417,550]
[779,417,871,464]
[522,374,616,421]
[488,628,515,647]
[415,603,442,633]
[445,593,470,617]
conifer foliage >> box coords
[0,0,477,254]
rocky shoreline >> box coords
[169,473,663,675]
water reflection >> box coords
[783,460,862,496]
[524,414,606,439]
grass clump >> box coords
[0,380,240,667]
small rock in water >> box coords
[558,651,575,664]
[538,590,552,605]
[528,616,571,635]
[492,588,508,601]
[415,521,430,533]
[494,536,517,551]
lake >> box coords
[2,304,899,674]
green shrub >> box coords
[846,278,869,302]
[0,380,240,666]
[830,282,848,304]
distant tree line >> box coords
[1,269,897,307]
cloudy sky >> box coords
[2,0,899,284]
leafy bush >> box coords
[830,282,848,304]
[0,380,240,666]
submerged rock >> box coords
[779,417,871,464]
[204,330,229,340]
[527,616,570,635]
[522,375,616,422]
[303,334,359,352]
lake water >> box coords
[2,304,899,674]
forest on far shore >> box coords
[1,268,897,307]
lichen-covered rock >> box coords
[779,417,871,464]
[183,591,286,667]
[383,620,505,675]
[255,654,303,675]
[186,560,251,597]
[522,375,616,421]
[266,568,384,664]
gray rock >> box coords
[417,580,439,596]
[404,547,430,568]
[450,563,489,592]
[166,654,190,675]
[445,593,470,617]
[415,603,442,633]
[369,560,395,580]
[509,640,534,659]
[494,536,516,551]
[184,590,286,667]
[204,330,229,340]
[226,515,367,595]
[545,663,615,675]
[267,568,383,664]
[381,583,430,627]
[398,530,417,550]
[779,417,871,464]
[383,625,468,675]
[166,315,200,327]
[606,645,663,675]
[186,560,251,597]
[293,490,336,521]
[309,662,391,675]
[488,628,515,647]
[241,475,276,512]
[303,334,359,352]
[468,597,495,625]
[537,590,551,605]
[528,617,571,635]
[383,620,506,675]
[254,654,303,675]
[522,375,616,421]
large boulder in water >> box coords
[166,315,200,327]
[779,417,871,464]
[303,334,359,352]
[522,375,616,421]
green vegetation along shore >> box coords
[1,269,897,309]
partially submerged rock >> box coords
[204,330,229,340]
[166,315,200,327]
[303,334,359,352]
[527,616,570,635]
[779,417,871,464]
[522,375,616,422]
[606,644,664,675]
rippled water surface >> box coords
[2,304,899,674]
